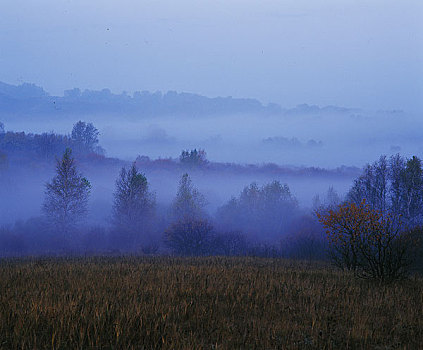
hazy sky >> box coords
[1,0,422,111]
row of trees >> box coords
[179,149,208,167]
[0,121,103,159]
[42,148,307,255]
[43,150,154,246]
[42,148,208,251]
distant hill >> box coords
[0,81,361,118]
[0,81,283,117]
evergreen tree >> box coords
[43,148,91,237]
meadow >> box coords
[0,256,422,349]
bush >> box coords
[317,200,416,281]
[164,219,213,256]
[210,231,248,256]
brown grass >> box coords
[0,256,422,349]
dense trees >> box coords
[179,149,208,167]
[347,154,423,226]
[43,148,91,239]
[0,121,103,160]
[216,181,298,240]
[112,163,155,243]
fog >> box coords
[0,0,422,256]
[3,106,422,168]
[84,110,423,167]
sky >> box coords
[0,0,422,111]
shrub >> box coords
[317,200,416,281]
[164,219,213,256]
[210,231,248,256]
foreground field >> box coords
[0,257,422,349]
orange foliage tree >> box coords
[317,200,415,281]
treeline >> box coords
[0,121,104,163]
[0,121,359,178]
[2,145,422,273]
[0,146,325,259]
[1,122,423,280]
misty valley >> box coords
[1,1,422,347]
[1,81,423,268]
[0,118,354,257]
[1,82,423,349]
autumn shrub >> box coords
[317,200,416,281]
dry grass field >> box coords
[0,256,422,349]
